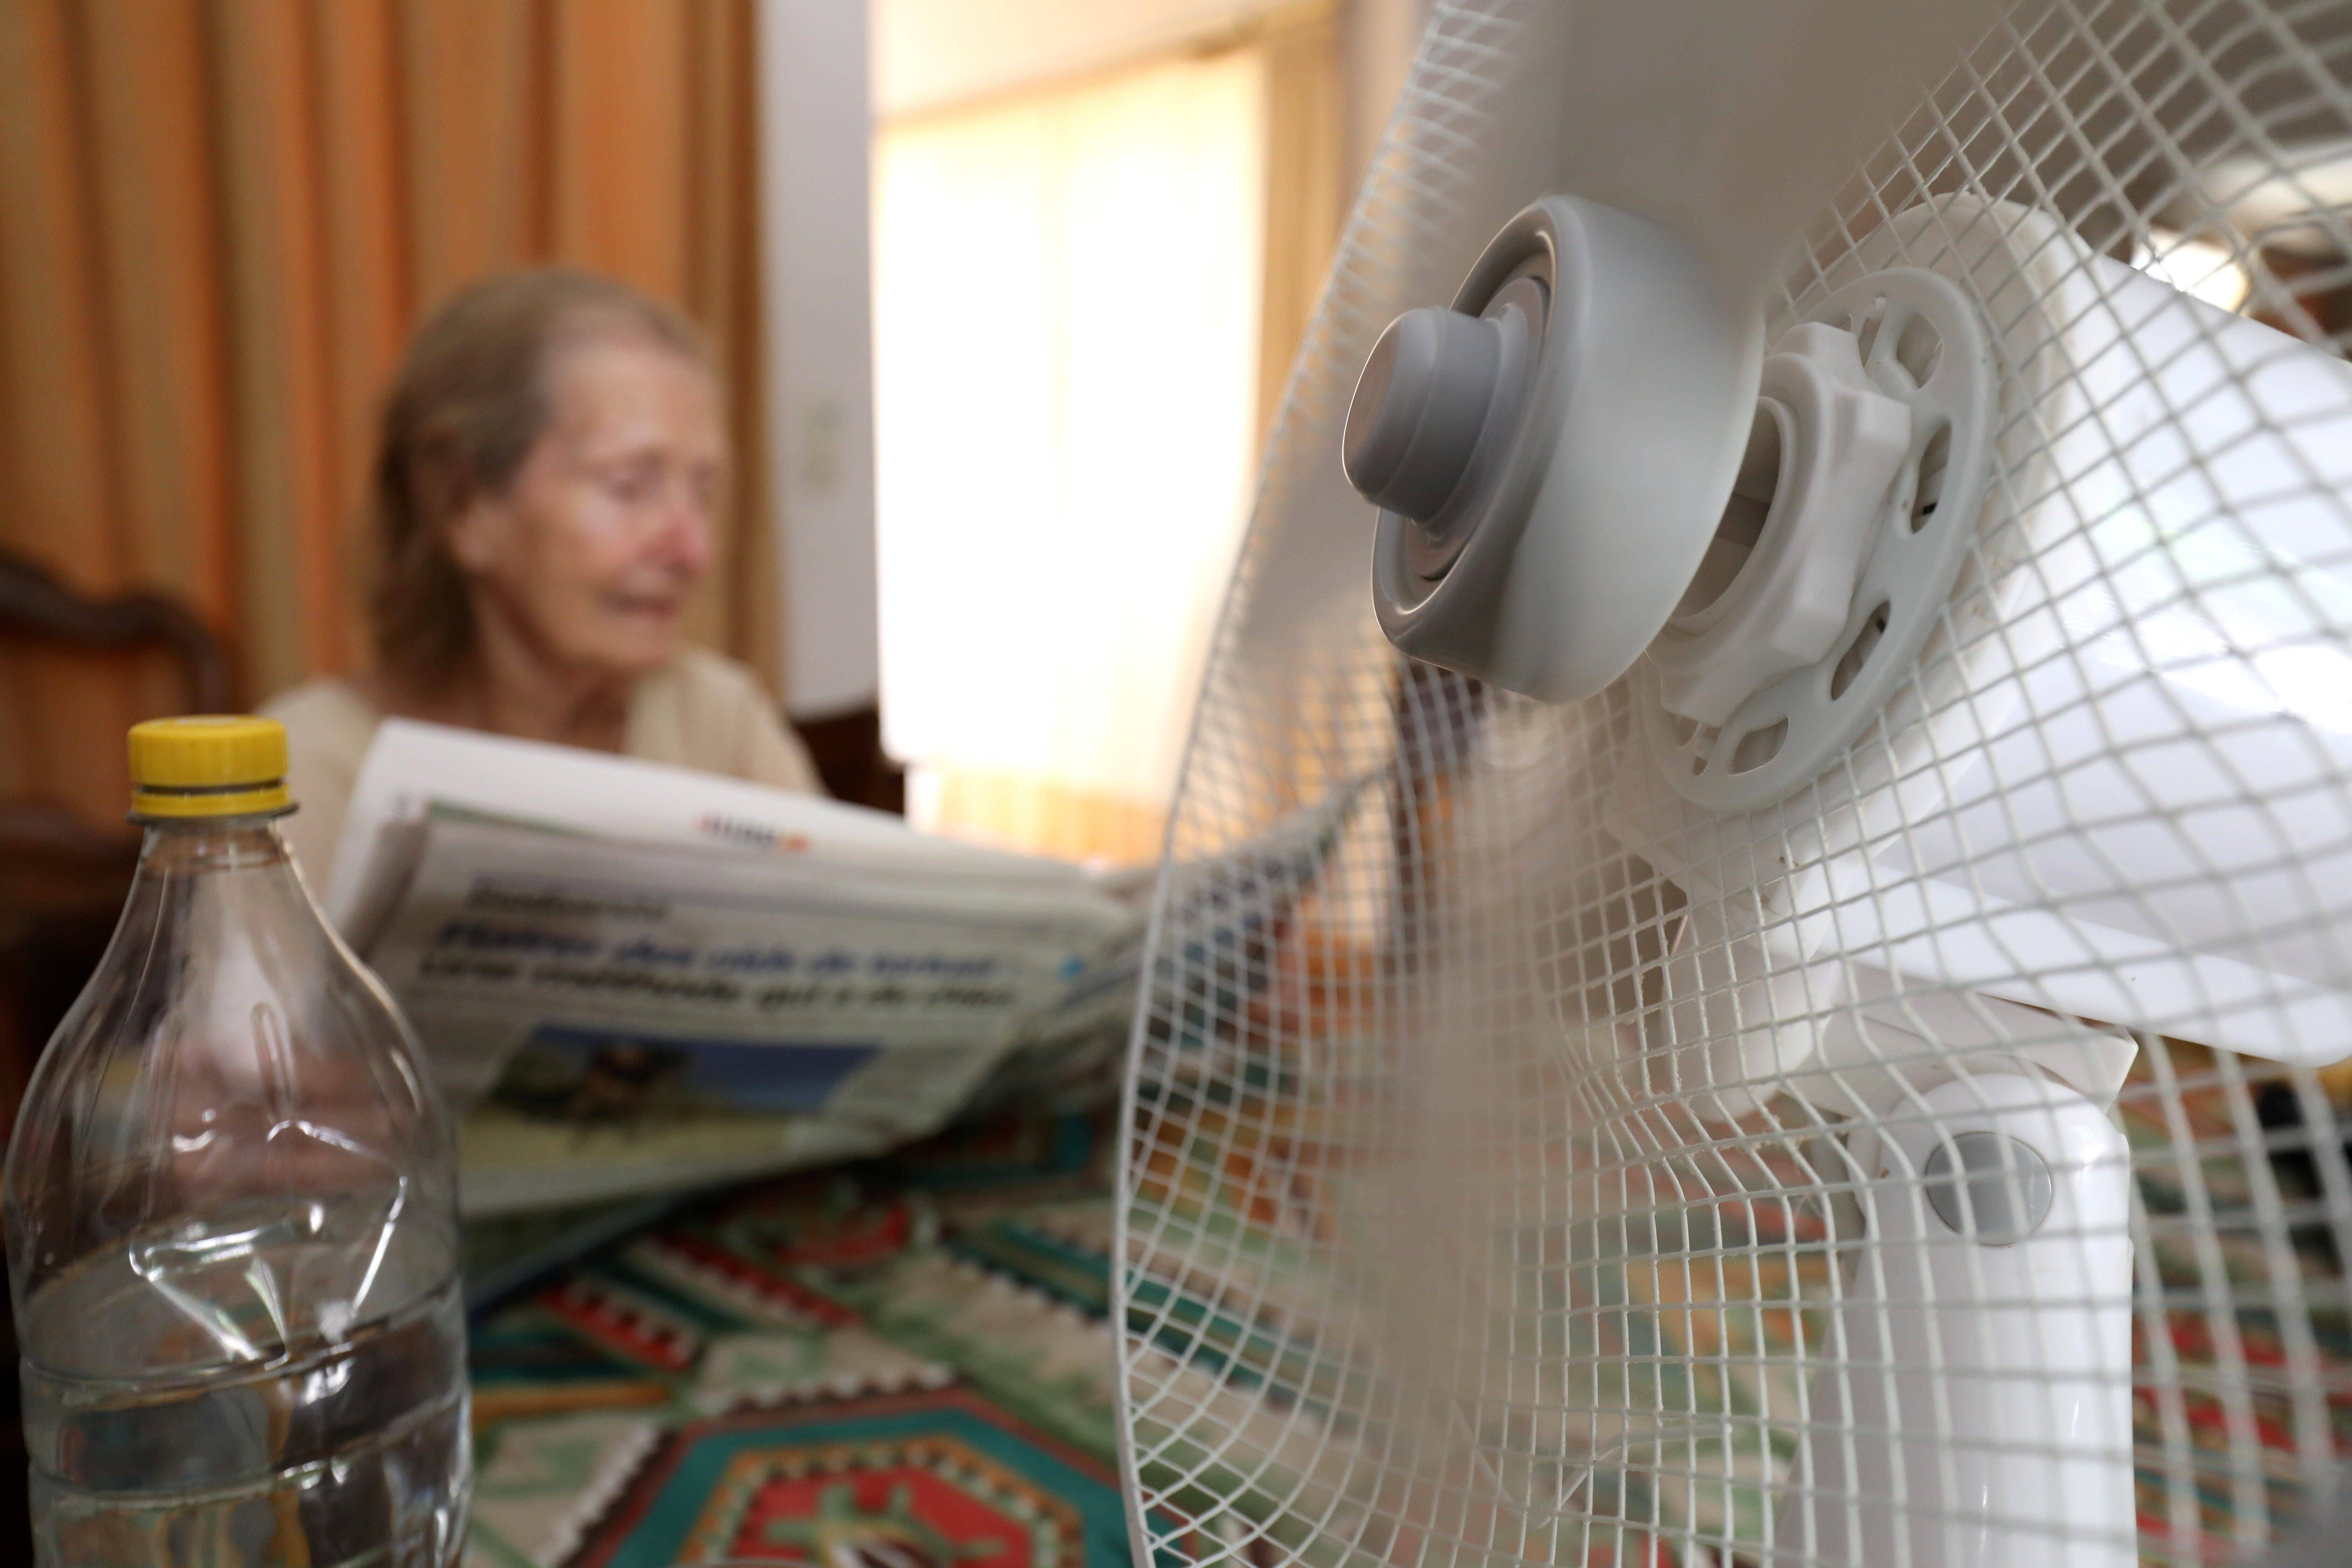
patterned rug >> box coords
[462,1113,1144,1568]
[462,1046,2351,1568]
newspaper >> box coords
[327,722,1142,1215]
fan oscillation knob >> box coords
[1923,1131,2056,1246]
[1342,307,1505,523]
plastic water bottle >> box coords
[3,717,469,1566]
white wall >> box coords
[757,0,880,719]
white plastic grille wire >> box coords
[1116,2,2352,1567]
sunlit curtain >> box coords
[873,12,1341,865]
[0,0,774,827]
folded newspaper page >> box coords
[327,722,1141,1214]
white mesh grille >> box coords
[1119,2,2352,1566]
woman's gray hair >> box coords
[368,268,708,681]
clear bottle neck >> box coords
[132,812,338,919]
[135,813,301,874]
[119,811,348,978]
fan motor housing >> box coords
[1352,197,2001,813]
[1359,196,1763,705]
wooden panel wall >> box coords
[0,0,775,826]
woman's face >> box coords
[447,333,724,680]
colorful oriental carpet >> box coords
[460,1113,1150,1568]
[461,1045,2351,1568]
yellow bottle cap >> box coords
[128,715,293,819]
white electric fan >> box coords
[1116,2,2352,1567]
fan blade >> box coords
[1533,0,2013,301]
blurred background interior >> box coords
[0,0,1428,1090]
[0,1,1430,1556]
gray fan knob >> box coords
[1923,1131,2056,1246]
[1342,307,1506,523]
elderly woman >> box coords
[265,270,819,881]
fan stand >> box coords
[1775,1035,2138,1568]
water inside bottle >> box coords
[16,1191,469,1568]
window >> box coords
[874,40,1306,863]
